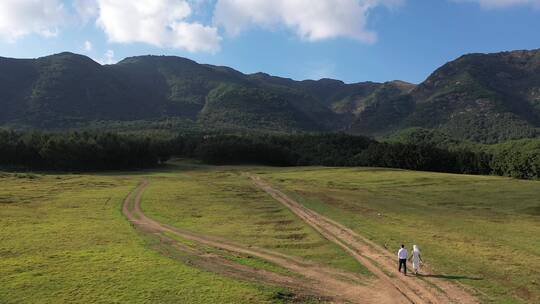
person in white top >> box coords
[397,244,408,275]
[409,245,423,275]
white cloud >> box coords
[92,49,115,65]
[74,0,99,22]
[1,0,400,52]
[84,40,93,51]
[104,49,115,64]
[454,0,540,8]
[213,0,403,43]
[79,0,221,53]
[0,0,66,41]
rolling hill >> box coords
[1,49,539,143]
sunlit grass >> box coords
[260,167,540,303]
[0,172,290,304]
[3,163,538,303]
[141,168,368,276]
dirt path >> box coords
[123,180,406,304]
[251,176,480,304]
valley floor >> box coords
[1,162,539,303]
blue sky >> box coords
[0,0,539,84]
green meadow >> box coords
[0,172,295,304]
[1,163,539,303]
[260,167,540,303]
[140,168,366,275]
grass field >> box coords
[259,167,540,303]
[1,163,539,303]
[0,172,298,304]
[140,166,367,275]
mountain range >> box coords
[1,49,539,143]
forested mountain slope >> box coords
[1,49,539,143]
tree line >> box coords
[0,130,538,179]
[184,134,492,174]
[0,131,170,170]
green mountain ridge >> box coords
[1,49,539,143]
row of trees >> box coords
[0,130,537,179]
[181,134,492,175]
[0,131,170,170]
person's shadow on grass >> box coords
[418,274,483,281]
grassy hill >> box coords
[1,163,538,303]
[1,49,540,142]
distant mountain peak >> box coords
[387,80,416,91]
[38,52,100,66]
[117,54,199,66]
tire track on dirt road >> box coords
[251,175,480,304]
[123,180,407,304]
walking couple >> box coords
[397,244,422,275]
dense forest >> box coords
[0,130,538,179]
[0,131,170,170]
